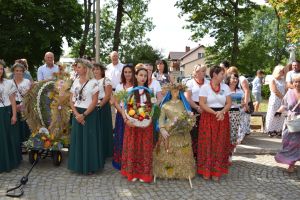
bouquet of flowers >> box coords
[24,127,63,151]
[168,111,197,135]
[115,86,160,127]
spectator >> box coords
[286,60,300,89]
[265,65,286,137]
[252,70,265,112]
[105,51,124,91]
[37,52,59,81]
[275,74,300,173]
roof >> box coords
[168,52,185,60]
[180,45,205,60]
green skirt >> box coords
[97,102,113,159]
[17,111,31,143]
[68,108,104,174]
[0,106,22,172]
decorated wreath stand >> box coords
[23,78,72,166]
[6,77,72,198]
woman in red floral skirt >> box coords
[121,68,154,183]
[198,65,232,181]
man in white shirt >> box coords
[105,51,124,90]
[37,52,59,81]
[286,60,300,89]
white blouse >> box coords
[148,79,162,96]
[186,78,209,102]
[97,77,112,100]
[0,79,16,107]
[13,79,31,102]
[199,83,231,108]
[71,79,99,109]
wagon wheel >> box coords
[52,151,62,166]
[28,150,39,164]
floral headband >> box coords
[76,58,93,69]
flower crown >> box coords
[162,83,187,92]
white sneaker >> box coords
[131,178,137,182]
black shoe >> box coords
[268,131,276,137]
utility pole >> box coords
[95,0,100,62]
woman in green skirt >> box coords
[68,59,103,175]
[12,62,31,144]
[0,60,21,172]
[93,63,113,161]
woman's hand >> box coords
[196,106,202,113]
[11,115,17,125]
[215,111,224,121]
[125,119,134,127]
[76,114,85,125]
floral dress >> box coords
[265,78,286,133]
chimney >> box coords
[185,46,190,52]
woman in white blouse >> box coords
[68,59,102,175]
[12,63,31,144]
[185,64,209,159]
[93,63,113,163]
[0,60,21,172]
[198,65,232,181]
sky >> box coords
[63,0,267,57]
[146,0,268,57]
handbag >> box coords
[245,95,254,114]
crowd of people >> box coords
[1,51,300,183]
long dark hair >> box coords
[133,68,151,104]
[155,59,169,74]
[120,64,134,84]
[225,73,240,90]
[0,60,7,83]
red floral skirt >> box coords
[121,124,154,182]
[197,111,231,178]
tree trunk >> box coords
[79,0,93,57]
[274,7,281,65]
[113,0,125,52]
[231,0,239,66]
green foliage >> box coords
[238,6,289,75]
[70,0,155,63]
[0,0,83,74]
[261,84,271,100]
[269,0,300,43]
[122,44,162,66]
[175,0,259,66]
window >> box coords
[198,53,205,59]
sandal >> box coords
[287,165,295,173]
[203,175,210,180]
[212,176,220,182]
[268,131,276,137]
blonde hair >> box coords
[272,65,285,79]
[77,59,94,80]
[192,64,207,77]
[292,73,300,82]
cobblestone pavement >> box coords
[0,152,300,200]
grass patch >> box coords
[251,99,268,126]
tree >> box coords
[238,6,289,74]
[78,0,93,57]
[269,0,300,44]
[122,44,163,66]
[0,0,83,71]
[70,0,154,63]
[175,0,259,66]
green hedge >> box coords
[261,84,270,100]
